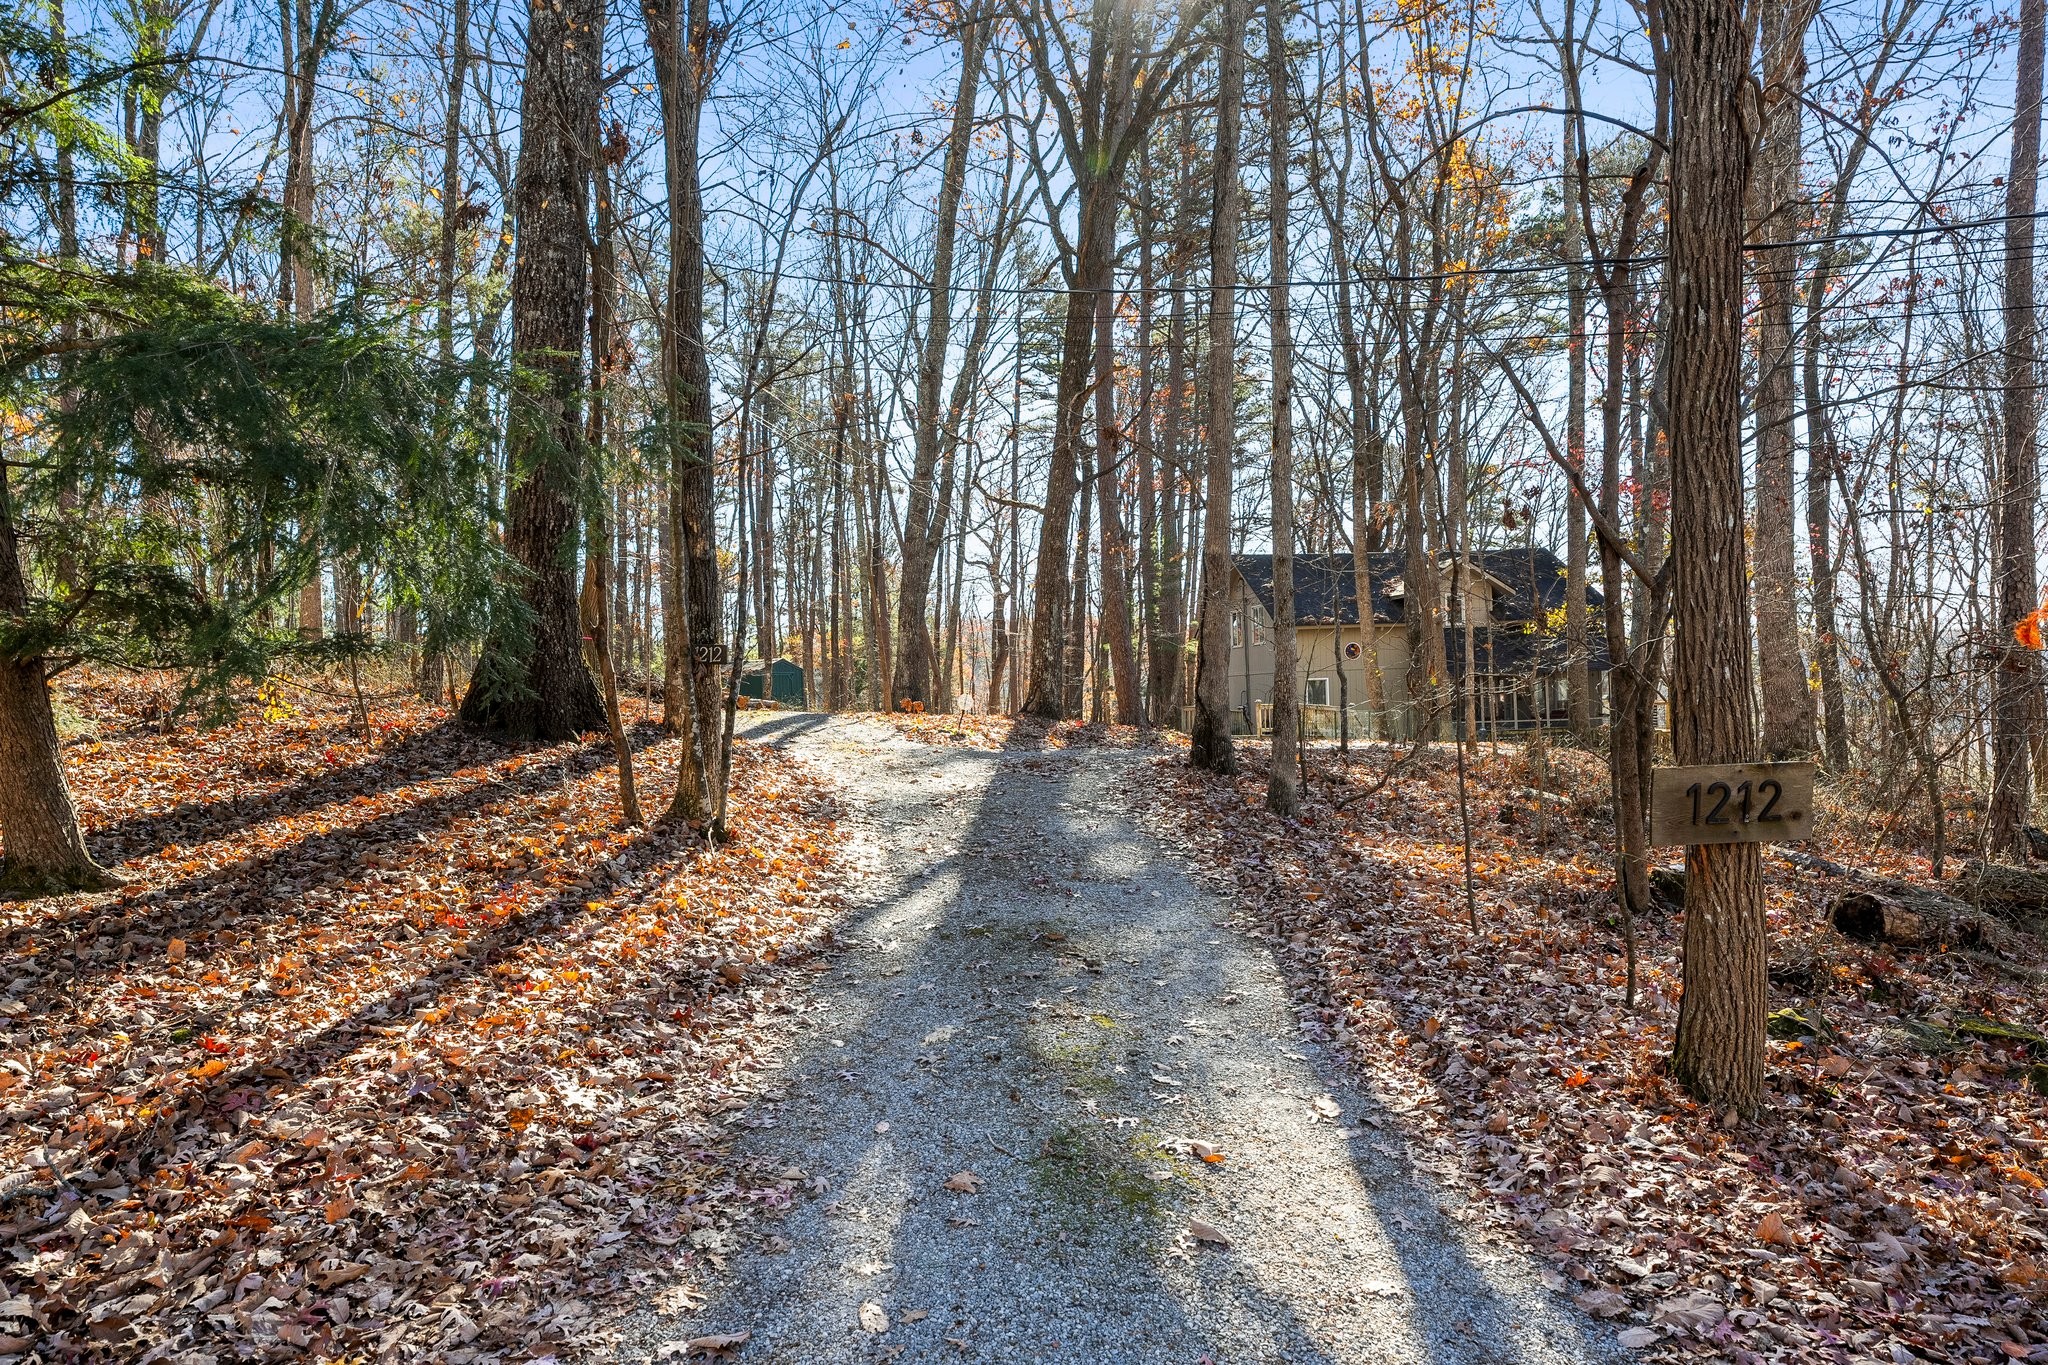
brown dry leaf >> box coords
[1188,1217,1230,1247]
[6,676,851,1364]
[1190,1140,1226,1164]
[1312,1095,1342,1119]
[858,1300,890,1333]
[1756,1211,1795,1247]
[1574,1289,1629,1318]
[942,1169,982,1194]
[901,1309,930,1324]
[681,1332,751,1355]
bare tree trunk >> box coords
[1753,0,1819,759]
[418,0,467,704]
[51,0,81,597]
[1190,0,1245,774]
[1096,284,1141,724]
[895,16,985,708]
[1025,195,1113,718]
[1265,0,1300,813]
[1993,0,2045,861]
[0,467,112,894]
[1135,163,1160,726]
[457,0,607,741]
[1067,449,1094,719]
[1666,0,1767,1115]
[280,0,334,642]
[1150,121,1195,727]
[582,131,642,826]
[1564,122,1591,741]
[646,0,719,817]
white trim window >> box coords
[1230,611,1243,648]
[1305,676,1331,707]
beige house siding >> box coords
[1224,559,1593,738]
[1225,576,1411,732]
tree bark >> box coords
[645,0,719,817]
[583,117,642,825]
[1150,117,1195,727]
[1564,119,1591,741]
[1993,0,2045,861]
[1666,0,1767,1116]
[457,0,608,742]
[1190,0,1245,774]
[1265,0,1300,814]
[1096,282,1141,724]
[894,17,985,709]
[0,466,112,895]
[1753,0,1819,759]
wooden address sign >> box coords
[1649,762,1816,848]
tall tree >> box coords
[1265,0,1300,814]
[1666,0,1766,1115]
[1991,0,2045,861]
[645,0,724,820]
[1095,278,1142,722]
[1013,0,1194,718]
[895,14,987,709]
[457,0,608,739]
[1752,0,1819,759]
[0,466,108,893]
[1190,0,1245,774]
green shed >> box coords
[739,658,807,707]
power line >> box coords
[705,205,2048,298]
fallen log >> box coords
[1829,890,1992,949]
[1960,860,2048,921]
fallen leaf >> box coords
[1617,1327,1660,1349]
[901,1309,930,1324]
[1312,1095,1342,1119]
[858,1300,889,1333]
[942,1170,982,1194]
[1756,1211,1795,1247]
[167,938,186,963]
[1188,1218,1230,1246]
[679,1331,750,1356]
[1574,1289,1629,1318]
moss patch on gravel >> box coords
[1030,1121,1174,1221]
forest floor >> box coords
[619,712,1623,1365]
[2,674,848,1363]
[9,685,2047,1365]
[1134,739,2048,1365]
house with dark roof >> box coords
[1224,549,1610,738]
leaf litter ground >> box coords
[2,673,850,1362]
[1136,740,2048,1365]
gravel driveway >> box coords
[616,713,1623,1365]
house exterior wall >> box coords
[1224,576,1411,732]
[1223,567,1598,737]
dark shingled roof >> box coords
[1233,549,1611,674]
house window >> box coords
[1230,611,1243,648]
[1305,676,1331,707]
[1252,620,1268,645]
